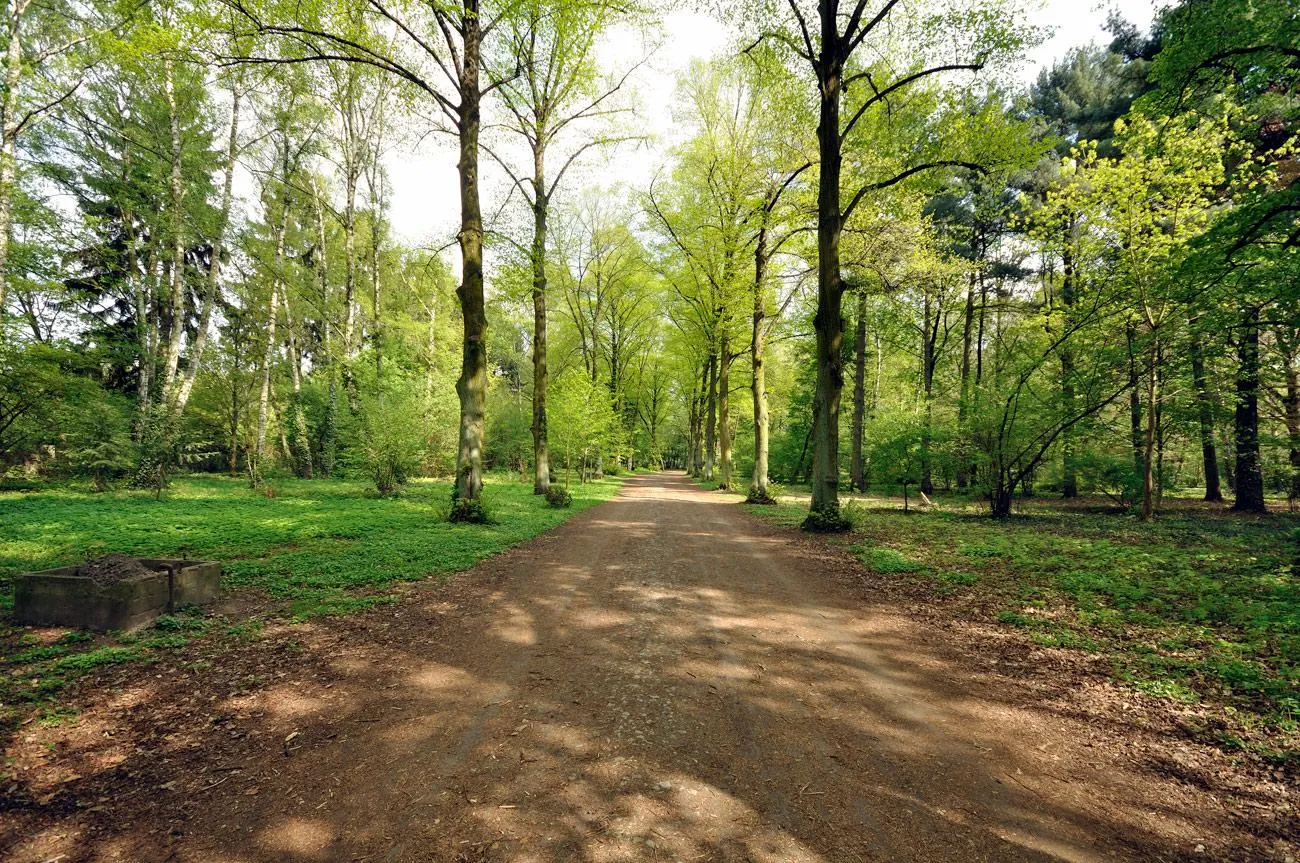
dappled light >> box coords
[5,474,1281,862]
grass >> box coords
[744,491,1300,749]
[0,473,621,725]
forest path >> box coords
[15,472,1212,862]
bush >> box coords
[745,483,779,505]
[66,399,136,490]
[802,503,852,533]
[448,476,494,524]
[1074,451,1142,508]
[544,485,573,508]
[357,388,425,495]
[448,496,493,524]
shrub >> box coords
[802,503,852,533]
[545,485,573,508]
[1073,451,1142,508]
[448,497,492,524]
[745,483,778,505]
[358,389,425,495]
[448,476,494,524]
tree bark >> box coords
[1060,238,1077,497]
[1285,351,1300,507]
[751,228,770,496]
[1141,336,1158,521]
[921,286,937,496]
[342,151,360,412]
[312,180,338,477]
[173,84,241,418]
[256,134,291,464]
[1232,305,1266,513]
[703,350,717,481]
[530,159,551,493]
[452,1,488,506]
[159,59,188,402]
[1126,323,1143,478]
[1189,335,1223,502]
[810,14,846,517]
[719,337,732,490]
[370,168,384,382]
[850,289,867,491]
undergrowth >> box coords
[0,474,621,726]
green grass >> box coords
[0,473,621,723]
[746,495,1300,740]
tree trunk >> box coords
[173,84,241,419]
[342,157,360,412]
[256,135,291,464]
[159,59,188,402]
[281,288,312,479]
[1060,239,1077,498]
[703,350,717,481]
[1141,336,1158,521]
[956,236,978,490]
[1189,336,1223,502]
[137,238,161,425]
[920,288,936,496]
[1232,305,1266,513]
[751,229,770,496]
[255,285,280,465]
[370,169,384,382]
[991,479,1012,518]
[1285,351,1300,507]
[452,4,488,506]
[1126,322,1143,478]
[719,338,732,490]
[0,0,29,318]
[312,180,338,477]
[810,28,845,517]
[530,161,551,493]
[850,289,867,491]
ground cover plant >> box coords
[742,488,1300,764]
[0,474,622,728]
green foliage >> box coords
[1072,451,1142,508]
[0,475,624,717]
[65,399,136,490]
[854,544,927,574]
[549,368,619,483]
[544,485,573,508]
[448,494,493,524]
[354,385,426,495]
[801,504,852,533]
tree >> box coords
[223,0,515,514]
[735,0,1034,528]
[487,0,637,494]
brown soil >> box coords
[78,553,151,587]
[2,473,1295,862]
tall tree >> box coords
[737,0,1032,527]
[223,0,518,511]
[487,0,635,494]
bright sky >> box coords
[384,0,1161,251]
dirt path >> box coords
[5,473,1277,862]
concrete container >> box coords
[13,559,222,632]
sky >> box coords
[383,0,1161,250]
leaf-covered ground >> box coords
[744,492,1300,765]
[0,474,623,728]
